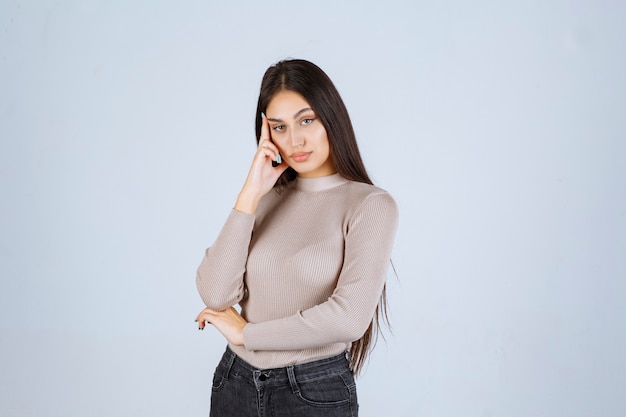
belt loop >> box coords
[286,365,299,395]
[223,348,237,381]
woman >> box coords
[195,59,398,417]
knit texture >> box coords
[196,173,398,369]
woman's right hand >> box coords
[234,113,288,214]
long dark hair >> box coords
[254,59,389,374]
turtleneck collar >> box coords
[294,173,349,192]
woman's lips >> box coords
[291,152,311,162]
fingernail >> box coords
[276,154,282,164]
[261,112,265,119]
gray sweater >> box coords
[196,173,398,369]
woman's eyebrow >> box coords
[267,107,313,123]
[293,107,313,119]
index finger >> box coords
[259,112,271,144]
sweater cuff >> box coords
[242,322,265,351]
[228,207,255,224]
[221,209,255,239]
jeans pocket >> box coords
[211,370,226,392]
[211,348,236,393]
[294,371,355,407]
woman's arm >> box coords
[195,209,255,310]
[196,113,288,310]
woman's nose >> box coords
[290,129,305,147]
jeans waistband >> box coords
[218,346,352,389]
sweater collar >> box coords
[295,173,349,192]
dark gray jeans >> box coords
[210,347,359,417]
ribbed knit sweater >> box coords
[196,173,398,369]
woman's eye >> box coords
[272,125,285,132]
[301,118,315,125]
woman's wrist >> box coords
[234,191,260,214]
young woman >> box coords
[195,59,398,417]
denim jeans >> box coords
[209,346,359,417]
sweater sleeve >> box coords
[196,209,256,310]
[242,191,399,351]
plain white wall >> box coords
[1,1,625,416]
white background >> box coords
[1,1,625,416]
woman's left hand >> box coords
[196,306,247,346]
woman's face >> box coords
[266,90,336,178]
